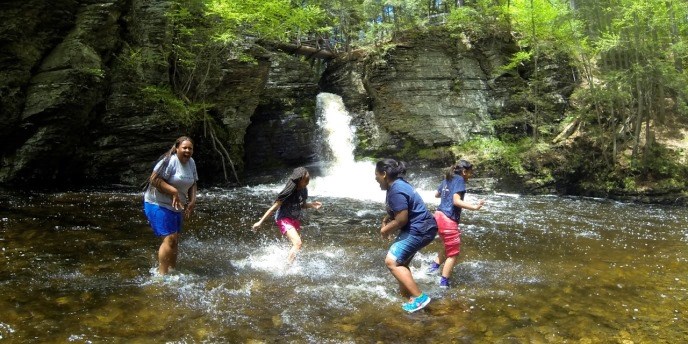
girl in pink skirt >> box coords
[427,160,486,288]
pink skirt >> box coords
[433,211,461,257]
[276,217,301,235]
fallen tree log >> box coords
[257,40,336,60]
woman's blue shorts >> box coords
[144,202,182,237]
[388,229,437,266]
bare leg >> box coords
[158,233,179,275]
[285,229,302,264]
[385,253,421,299]
[441,255,458,279]
[434,247,446,266]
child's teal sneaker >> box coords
[402,293,431,313]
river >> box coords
[1,94,687,343]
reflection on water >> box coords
[1,186,688,343]
[3,94,688,342]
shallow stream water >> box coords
[1,182,688,343]
[2,93,688,343]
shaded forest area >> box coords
[0,0,686,203]
[171,0,688,201]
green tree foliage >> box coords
[207,0,329,42]
[503,0,580,141]
[307,0,366,51]
[443,0,687,190]
[162,0,246,182]
[360,0,424,44]
[445,0,510,41]
[569,0,688,183]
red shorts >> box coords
[276,217,301,235]
[434,211,461,257]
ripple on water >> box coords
[3,187,688,342]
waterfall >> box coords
[308,92,439,205]
[309,93,382,201]
[315,93,356,166]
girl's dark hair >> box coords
[375,159,407,180]
[145,136,194,189]
[276,167,309,201]
[444,159,473,180]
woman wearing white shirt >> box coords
[143,136,198,275]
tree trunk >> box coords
[631,13,644,159]
[632,85,643,159]
[667,0,683,73]
[530,0,539,142]
[642,83,654,171]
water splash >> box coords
[4,184,688,341]
[141,267,201,286]
[231,242,294,274]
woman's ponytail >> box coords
[375,158,407,180]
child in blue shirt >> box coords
[427,160,485,288]
[375,159,438,313]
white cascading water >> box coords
[308,93,383,201]
[315,92,355,167]
[309,92,440,205]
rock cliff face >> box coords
[243,55,322,172]
[0,0,274,186]
[1,0,123,184]
[320,30,541,161]
[0,2,574,188]
[87,0,188,186]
